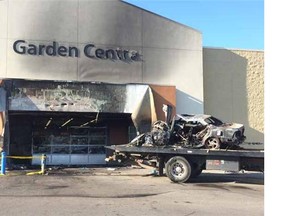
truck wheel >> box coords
[165,156,191,183]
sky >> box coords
[124,0,264,50]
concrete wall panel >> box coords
[0,39,7,78]
[0,0,8,39]
[6,40,78,80]
[78,0,142,47]
[8,0,78,42]
[0,1,8,78]
[142,48,203,114]
[77,44,143,83]
[142,10,202,50]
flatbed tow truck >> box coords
[106,145,264,183]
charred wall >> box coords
[8,80,127,113]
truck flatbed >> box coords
[106,144,264,183]
[106,145,264,158]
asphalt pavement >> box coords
[0,166,264,216]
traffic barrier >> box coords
[0,152,46,176]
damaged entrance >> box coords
[9,111,132,165]
[2,79,175,166]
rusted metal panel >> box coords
[150,85,176,121]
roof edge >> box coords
[121,0,202,35]
[203,46,264,52]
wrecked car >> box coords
[130,114,246,150]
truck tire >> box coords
[165,156,191,183]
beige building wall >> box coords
[203,48,264,148]
[0,0,203,115]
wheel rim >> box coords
[171,162,186,177]
[206,138,219,149]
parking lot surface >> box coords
[0,167,264,216]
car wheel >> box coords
[205,137,220,149]
[165,156,191,183]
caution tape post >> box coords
[0,153,47,176]
[41,154,46,175]
[1,152,6,175]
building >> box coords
[203,48,264,147]
[0,0,264,166]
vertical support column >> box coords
[41,154,46,175]
[158,156,165,176]
[1,151,6,175]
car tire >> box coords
[165,156,191,183]
[205,137,221,149]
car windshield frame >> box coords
[204,116,223,126]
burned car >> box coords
[170,114,246,149]
[130,114,246,150]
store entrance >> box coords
[32,124,107,165]
[8,111,132,165]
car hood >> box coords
[221,123,244,130]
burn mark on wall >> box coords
[8,80,128,113]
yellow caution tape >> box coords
[7,156,34,159]
[0,154,46,176]
[26,171,44,176]
[6,156,33,159]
